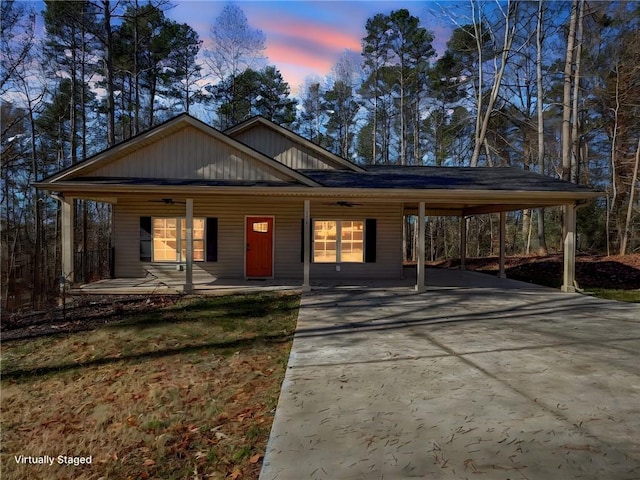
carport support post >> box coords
[460,216,467,270]
[562,203,577,293]
[302,200,311,292]
[184,198,194,293]
[61,196,75,284]
[499,211,506,278]
[416,202,426,292]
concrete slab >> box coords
[260,270,640,480]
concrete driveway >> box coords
[260,270,640,480]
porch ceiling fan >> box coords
[323,201,364,207]
[148,198,186,205]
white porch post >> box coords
[415,201,426,292]
[185,198,194,293]
[460,216,467,270]
[61,196,75,283]
[302,199,311,292]
[499,211,506,278]
[562,203,577,293]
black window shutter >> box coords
[365,219,377,263]
[206,218,218,262]
[301,218,313,262]
[140,217,152,261]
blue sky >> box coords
[167,1,457,91]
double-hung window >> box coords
[313,220,364,263]
[152,217,205,262]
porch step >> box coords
[144,264,216,286]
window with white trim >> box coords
[313,220,364,263]
[152,217,205,262]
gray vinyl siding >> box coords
[113,198,403,281]
[87,126,290,181]
[232,124,348,170]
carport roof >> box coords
[302,166,598,194]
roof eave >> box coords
[33,182,601,203]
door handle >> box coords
[246,243,251,252]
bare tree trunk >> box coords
[70,31,77,165]
[609,63,620,253]
[489,214,495,256]
[527,212,533,254]
[373,88,378,164]
[536,0,548,255]
[471,0,483,166]
[399,70,406,165]
[81,4,89,281]
[562,0,578,181]
[570,0,585,184]
[149,75,157,127]
[483,138,493,166]
[102,0,116,146]
[606,194,611,256]
[133,0,140,135]
[620,138,640,255]
[28,104,41,307]
[442,217,448,257]
[403,216,407,262]
[429,218,434,262]
[470,0,516,166]
[522,209,531,254]
[522,134,532,254]
[414,97,420,164]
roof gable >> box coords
[225,117,365,172]
[41,114,319,186]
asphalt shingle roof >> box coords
[301,166,597,193]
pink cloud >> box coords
[267,41,334,71]
[265,19,362,52]
[256,15,363,91]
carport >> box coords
[301,166,601,293]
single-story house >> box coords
[35,114,600,293]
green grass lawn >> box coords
[489,268,640,303]
[1,292,300,480]
[583,288,640,303]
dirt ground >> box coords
[428,253,640,290]
[3,295,183,341]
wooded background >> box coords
[1,0,639,309]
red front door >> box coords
[246,217,274,277]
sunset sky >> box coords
[167,1,456,93]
